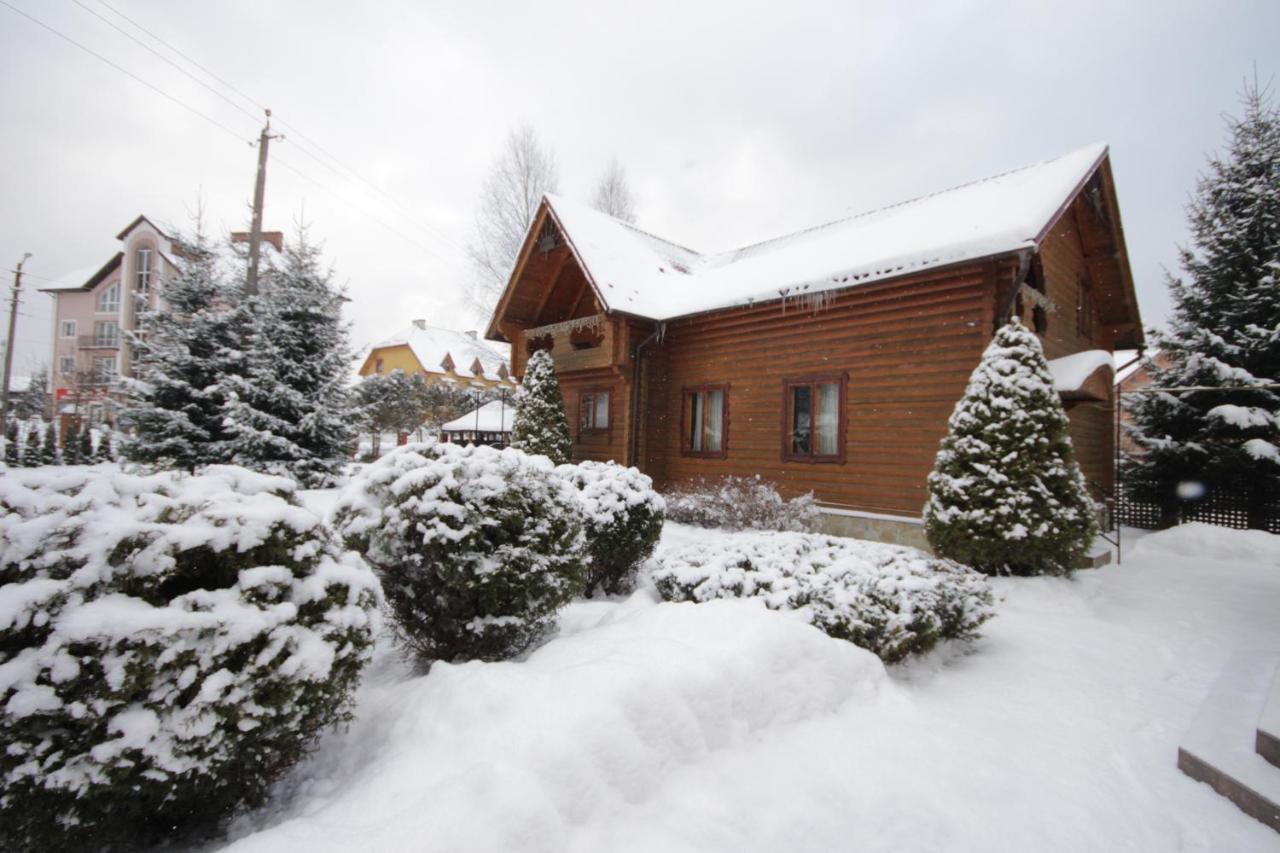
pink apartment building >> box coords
[40,215,177,427]
[40,215,282,428]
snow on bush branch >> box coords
[0,466,381,852]
[652,532,994,663]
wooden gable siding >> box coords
[1032,205,1116,492]
[637,262,998,516]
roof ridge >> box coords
[706,145,1096,265]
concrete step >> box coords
[1177,651,1280,834]
[1258,666,1280,770]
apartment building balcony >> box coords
[78,334,120,349]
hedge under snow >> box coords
[557,460,665,596]
[0,465,381,852]
[651,531,994,662]
[334,442,587,665]
[662,475,820,532]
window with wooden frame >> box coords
[579,388,611,433]
[783,374,847,463]
[681,384,728,457]
[1075,273,1094,340]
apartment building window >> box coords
[61,320,77,338]
[94,320,120,347]
[97,283,120,313]
[783,374,846,463]
[136,247,153,295]
[580,389,611,432]
[60,356,75,376]
[94,356,118,384]
[682,384,728,457]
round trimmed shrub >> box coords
[557,460,665,597]
[651,531,994,663]
[0,465,381,853]
[334,442,587,665]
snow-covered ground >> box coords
[212,512,1280,852]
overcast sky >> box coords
[1,0,1277,377]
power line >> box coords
[87,0,471,259]
[3,0,469,273]
[0,0,251,145]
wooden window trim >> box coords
[781,373,848,464]
[578,387,613,437]
[680,382,730,459]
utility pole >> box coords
[245,109,283,297]
[0,253,31,435]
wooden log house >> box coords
[486,143,1143,544]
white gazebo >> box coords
[440,399,515,447]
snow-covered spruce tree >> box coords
[62,420,82,465]
[24,422,41,466]
[39,420,58,465]
[924,319,1097,575]
[511,349,572,464]
[1125,85,1280,529]
[3,421,19,466]
[0,465,381,852]
[557,460,666,596]
[78,424,93,463]
[96,430,113,463]
[223,226,358,487]
[122,229,246,471]
[334,442,587,666]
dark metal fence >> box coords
[1116,487,1280,534]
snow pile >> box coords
[651,531,994,662]
[663,475,820,532]
[0,466,381,851]
[1128,521,1280,566]
[557,460,666,596]
[220,598,891,853]
[1046,349,1112,394]
[334,442,587,664]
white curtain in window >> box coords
[595,392,609,428]
[690,393,704,451]
[815,382,839,455]
[705,389,724,451]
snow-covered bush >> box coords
[651,532,994,662]
[663,475,820,532]
[0,466,381,852]
[558,460,665,596]
[334,442,587,665]
[924,320,1098,575]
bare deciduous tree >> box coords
[593,157,637,223]
[467,125,559,316]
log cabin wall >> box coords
[637,262,998,517]
[1028,201,1116,492]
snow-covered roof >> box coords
[371,323,511,382]
[39,258,119,293]
[1048,350,1114,394]
[440,399,515,433]
[540,143,1109,321]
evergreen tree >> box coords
[79,426,94,464]
[1125,85,1280,529]
[510,349,572,464]
[24,422,41,466]
[14,368,50,421]
[63,420,82,465]
[924,320,1097,575]
[222,226,358,487]
[96,430,113,463]
[40,421,58,466]
[121,228,246,471]
[3,421,19,467]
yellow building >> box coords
[358,319,515,390]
